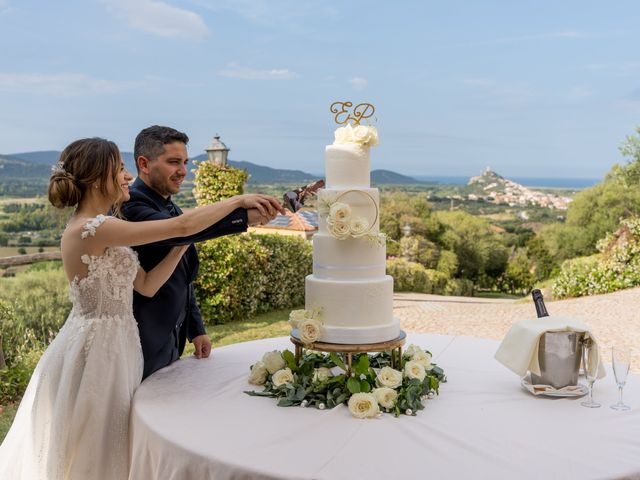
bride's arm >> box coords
[133,245,189,297]
[89,194,283,249]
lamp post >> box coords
[206,134,230,166]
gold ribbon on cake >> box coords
[330,101,375,126]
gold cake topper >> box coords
[330,101,375,126]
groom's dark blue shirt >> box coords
[122,177,248,379]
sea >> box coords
[412,176,599,189]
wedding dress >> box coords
[0,215,144,479]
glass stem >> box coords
[618,385,624,405]
[589,380,594,402]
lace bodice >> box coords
[69,215,139,319]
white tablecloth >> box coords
[129,334,640,480]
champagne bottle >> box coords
[531,289,549,318]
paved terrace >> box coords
[394,287,640,372]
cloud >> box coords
[0,73,139,95]
[102,0,208,39]
[217,64,296,80]
[187,0,336,26]
[349,77,368,90]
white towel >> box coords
[494,316,606,379]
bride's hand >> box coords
[236,194,285,219]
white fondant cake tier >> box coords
[313,233,386,280]
[305,275,400,344]
[317,188,380,234]
[325,144,370,188]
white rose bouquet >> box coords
[328,202,352,223]
[348,393,380,419]
[248,361,269,385]
[333,124,379,148]
[376,366,403,389]
[349,216,370,237]
[262,351,286,374]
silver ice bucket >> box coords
[530,331,584,389]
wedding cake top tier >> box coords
[325,124,378,189]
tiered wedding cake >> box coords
[304,124,400,344]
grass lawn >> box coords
[0,307,295,443]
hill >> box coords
[2,151,424,185]
[0,154,51,178]
[371,169,423,185]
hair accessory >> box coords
[51,161,66,175]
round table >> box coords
[129,334,640,480]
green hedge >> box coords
[195,233,312,324]
[387,258,449,294]
[552,217,640,298]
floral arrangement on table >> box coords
[245,340,446,419]
[317,195,387,247]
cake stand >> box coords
[290,330,407,375]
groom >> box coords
[123,125,280,379]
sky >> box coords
[0,0,639,179]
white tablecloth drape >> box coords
[129,334,640,480]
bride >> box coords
[0,137,283,479]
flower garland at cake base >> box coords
[245,344,446,419]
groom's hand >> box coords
[192,334,212,359]
[247,208,276,226]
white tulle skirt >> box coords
[0,312,143,479]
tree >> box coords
[435,211,509,287]
[541,126,640,263]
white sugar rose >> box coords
[298,317,323,344]
[348,392,380,419]
[329,220,351,240]
[288,309,307,329]
[411,350,433,370]
[404,360,427,382]
[334,124,356,144]
[373,387,398,409]
[248,361,268,385]
[352,125,379,147]
[312,367,332,383]
[405,344,423,358]
[376,366,403,389]
[262,350,286,374]
[349,216,370,237]
[272,368,294,387]
[329,202,352,223]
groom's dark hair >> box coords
[134,125,189,172]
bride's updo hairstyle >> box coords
[48,138,121,209]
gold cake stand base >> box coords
[290,330,407,375]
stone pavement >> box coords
[394,287,640,372]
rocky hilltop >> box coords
[467,167,572,210]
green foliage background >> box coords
[196,234,312,324]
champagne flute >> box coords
[581,339,601,408]
[611,347,631,411]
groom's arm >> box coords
[187,284,211,358]
[187,285,206,341]
[122,197,249,247]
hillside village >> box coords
[466,168,572,210]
